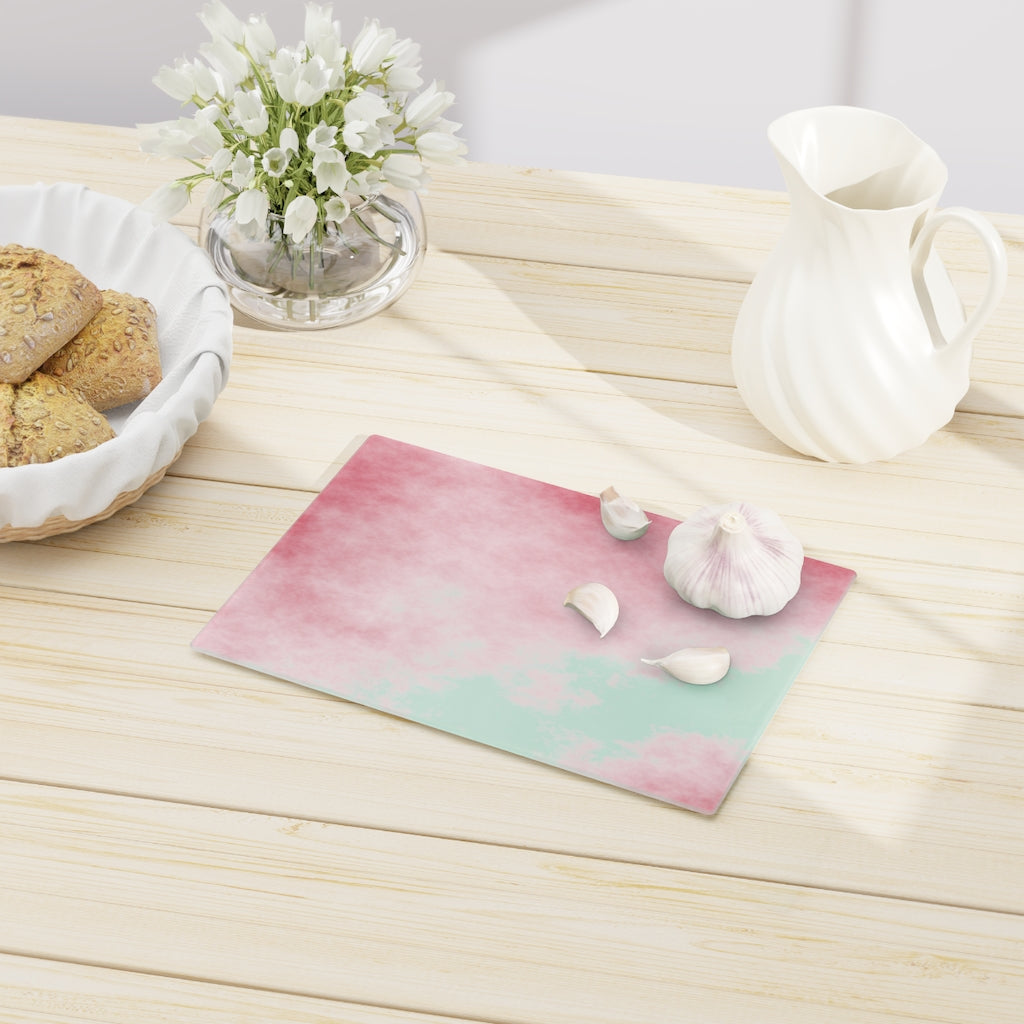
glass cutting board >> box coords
[193,435,855,814]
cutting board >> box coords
[193,435,855,814]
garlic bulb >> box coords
[564,582,619,637]
[641,647,731,685]
[663,501,803,618]
[600,486,651,540]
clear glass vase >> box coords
[201,190,426,330]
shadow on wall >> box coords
[2,0,1018,210]
[0,0,593,127]
[0,0,868,193]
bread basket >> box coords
[0,183,233,541]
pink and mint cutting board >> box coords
[193,435,855,814]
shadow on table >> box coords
[945,383,1024,474]
[421,163,810,476]
[404,164,1024,918]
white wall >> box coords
[3,0,1021,212]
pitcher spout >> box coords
[768,106,948,215]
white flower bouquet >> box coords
[140,0,466,249]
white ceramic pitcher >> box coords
[731,106,1007,463]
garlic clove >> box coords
[663,500,803,618]
[600,485,651,540]
[564,582,619,637]
[641,646,731,685]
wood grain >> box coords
[2,782,1022,1024]
[0,954,478,1024]
[1,114,1022,1023]
[0,587,1020,916]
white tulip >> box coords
[344,90,391,125]
[209,146,233,178]
[415,130,467,165]
[304,3,343,63]
[343,122,382,158]
[232,89,268,135]
[381,152,429,191]
[200,36,249,91]
[235,186,270,229]
[283,194,319,244]
[292,55,332,107]
[138,119,185,158]
[279,127,299,155]
[325,195,351,224]
[189,61,221,101]
[342,92,393,157]
[138,119,184,157]
[386,37,422,94]
[350,18,396,75]
[192,106,225,156]
[269,48,301,103]
[306,122,338,153]
[313,149,350,194]
[404,81,455,129]
[429,116,462,136]
[243,14,275,61]
[262,147,290,177]
[204,180,229,210]
[348,167,382,194]
[230,150,255,187]
[199,0,245,43]
[139,109,222,159]
[155,59,220,103]
[153,64,197,103]
[304,3,335,41]
[141,181,190,220]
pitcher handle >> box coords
[911,206,1008,350]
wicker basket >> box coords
[0,454,180,544]
[0,183,232,542]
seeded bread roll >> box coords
[0,244,103,385]
[0,383,14,469]
[39,289,162,411]
[0,372,115,467]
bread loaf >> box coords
[0,372,115,467]
[0,383,14,468]
[0,245,103,384]
[40,290,162,410]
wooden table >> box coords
[1,115,1022,1023]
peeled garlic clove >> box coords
[600,485,651,540]
[564,582,619,637]
[664,500,803,618]
[641,646,731,685]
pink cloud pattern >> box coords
[562,731,747,815]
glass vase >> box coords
[201,190,426,330]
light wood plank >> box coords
[0,463,1020,677]
[190,231,1024,410]
[0,954,476,1024]
[423,161,1024,284]
[1,589,1021,914]
[2,113,1022,1024]
[2,782,1022,1024]
[176,312,1024,508]
[174,338,1024,501]
[0,117,195,216]
[395,250,1024,396]
[3,114,1018,419]
[3,116,1021,289]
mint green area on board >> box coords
[387,643,817,764]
